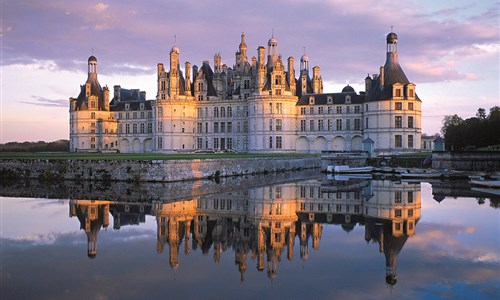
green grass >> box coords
[399,151,432,157]
[0,151,317,161]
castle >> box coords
[69,31,421,154]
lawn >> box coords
[0,152,316,161]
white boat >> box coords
[330,174,373,181]
[470,180,500,188]
[471,187,500,196]
[400,170,442,179]
[327,165,374,173]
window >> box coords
[300,120,306,131]
[147,123,152,133]
[328,119,333,131]
[409,89,414,98]
[227,107,232,117]
[276,136,282,149]
[408,209,414,217]
[300,107,306,115]
[395,135,402,147]
[395,209,402,217]
[408,135,414,148]
[318,107,324,114]
[336,119,342,131]
[157,121,162,133]
[214,138,219,149]
[408,116,414,128]
[318,119,324,131]
[157,137,163,149]
[125,124,130,134]
[197,138,203,149]
[269,119,273,131]
[408,192,414,203]
[395,89,402,97]
[354,119,361,130]
[244,80,250,89]
[133,112,137,119]
[310,120,314,131]
[91,112,96,119]
[275,75,282,85]
[395,116,402,128]
[221,107,226,118]
[140,123,145,134]
[346,119,351,130]
[310,107,314,115]
[197,122,202,133]
[133,123,137,134]
[366,117,369,129]
[395,102,402,110]
[227,122,232,133]
[220,122,225,133]
[336,106,342,114]
[276,119,282,131]
[395,191,402,203]
[277,103,283,114]
[214,107,219,118]
[214,122,219,133]
[126,112,130,119]
[346,106,351,114]
[269,136,273,148]
[408,102,414,110]
[328,107,333,114]
[354,106,360,113]
[140,111,145,119]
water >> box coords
[1,174,499,299]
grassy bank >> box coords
[0,152,316,161]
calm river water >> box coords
[1,173,499,299]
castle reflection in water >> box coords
[69,178,421,285]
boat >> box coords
[470,180,500,188]
[471,187,500,196]
[327,165,374,174]
[328,174,373,181]
[400,169,442,179]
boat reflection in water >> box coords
[69,178,421,285]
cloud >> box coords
[21,96,68,108]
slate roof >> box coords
[110,100,152,111]
[75,77,105,111]
[297,90,364,106]
[366,52,421,102]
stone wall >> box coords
[0,157,320,183]
[432,151,500,171]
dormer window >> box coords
[140,103,144,110]
[309,96,315,105]
[345,95,351,104]
[327,96,333,104]
[125,104,130,110]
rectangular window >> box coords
[147,123,152,133]
[395,191,402,203]
[318,107,324,114]
[277,103,283,114]
[197,122,202,133]
[276,119,282,131]
[269,136,273,148]
[408,209,414,217]
[140,111,145,119]
[227,107,232,117]
[409,89,414,98]
[157,137,163,149]
[336,119,342,131]
[408,135,414,148]
[395,135,402,148]
[395,89,402,97]
[269,119,273,131]
[346,119,351,130]
[328,119,333,131]
[133,112,137,119]
[354,106,360,113]
[408,192,414,203]
[408,116,414,128]
[227,122,232,133]
[214,107,219,118]
[214,138,219,149]
[91,112,96,119]
[276,136,282,149]
[354,119,361,130]
[395,209,402,217]
[300,120,306,131]
[346,106,351,114]
[328,107,333,114]
[395,116,402,128]
[300,107,306,115]
[395,102,402,110]
[408,102,414,110]
[310,120,314,131]
[310,107,314,115]
[221,122,225,133]
[214,122,219,133]
[132,123,137,134]
[157,121,162,133]
[318,119,324,131]
[125,124,130,134]
[269,103,273,114]
[140,123,145,134]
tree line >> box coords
[0,140,69,152]
[441,106,500,151]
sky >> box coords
[1,0,499,143]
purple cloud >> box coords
[21,96,67,108]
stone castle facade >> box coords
[69,31,422,154]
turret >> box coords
[87,55,97,81]
[267,35,278,67]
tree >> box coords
[476,108,486,120]
[441,114,463,136]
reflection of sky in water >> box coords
[1,181,499,299]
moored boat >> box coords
[400,169,442,179]
[327,165,374,174]
[470,180,500,188]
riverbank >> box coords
[0,156,321,182]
